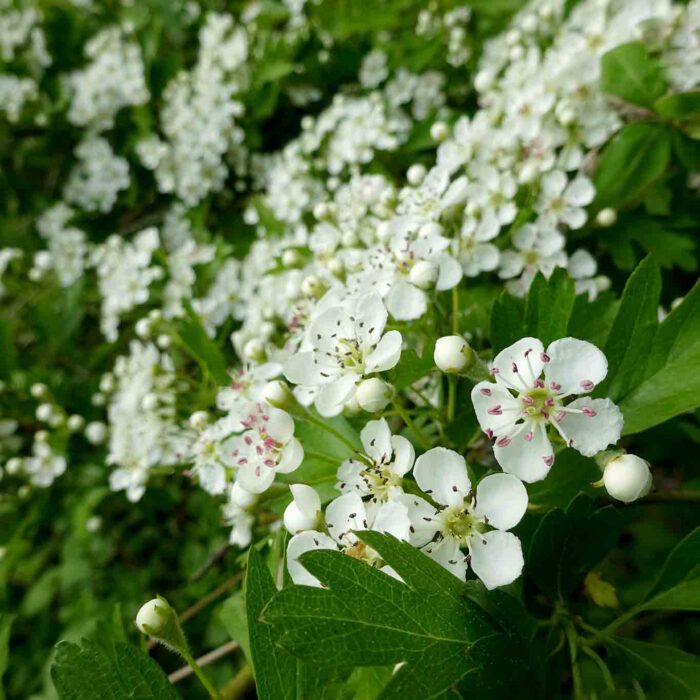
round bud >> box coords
[283,484,321,534]
[35,430,49,443]
[407,164,427,186]
[434,335,473,374]
[34,251,51,270]
[474,70,492,92]
[156,334,171,350]
[521,14,537,32]
[263,380,292,408]
[313,202,331,221]
[30,383,48,399]
[136,598,171,636]
[430,121,450,142]
[5,457,22,475]
[596,208,617,227]
[92,393,106,407]
[418,221,444,238]
[99,374,115,393]
[135,318,151,339]
[86,516,102,533]
[603,454,652,503]
[409,260,439,290]
[243,338,266,363]
[189,411,209,430]
[85,421,107,445]
[328,258,344,277]
[282,249,302,268]
[301,275,326,299]
[36,403,53,422]
[356,378,393,413]
[148,309,163,322]
[141,393,159,411]
[67,415,85,432]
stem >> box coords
[181,649,222,699]
[393,399,432,450]
[565,624,584,700]
[447,375,457,423]
[296,407,358,453]
[220,664,254,700]
[581,645,615,692]
[169,641,239,683]
[299,448,338,464]
[451,286,460,335]
[602,604,644,636]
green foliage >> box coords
[50,638,179,700]
[601,42,667,107]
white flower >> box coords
[230,402,303,494]
[286,491,411,587]
[336,418,415,502]
[406,448,527,589]
[284,484,321,534]
[536,170,595,230]
[216,362,282,419]
[284,293,402,416]
[603,454,652,503]
[471,337,623,482]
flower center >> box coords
[439,505,485,546]
[336,337,365,371]
[521,387,559,420]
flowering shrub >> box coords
[2,0,700,697]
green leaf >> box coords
[220,591,251,664]
[524,269,576,346]
[619,280,700,434]
[246,547,298,700]
[646,526,700,599]
[262,533,496,699]
[489,291,525,353]
[50,638,179,700]
[387,341,436,391]
[600,256,661,402]
[527,495,622,600]
[0,615,13,700]
[593,122,671,210]
[608,638,700,699]
[601,42,667,107]
[640,578,700,612]
[526,451,599,509]
[174,305,230,385]
[654,90,700,118]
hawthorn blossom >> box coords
[283,293,402,416]
[336,417,415,502]
[471,337,623,482]
[535,170,595,230]
[405,447,527,589]
[216,362,282,419]
[229,402,303,494]
[286,491,411,587]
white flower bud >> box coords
[603,454,652,503]
[409,260,439,290]
[434,335,473,373]
[35,430,49,443]
[148,309,163,322]
[136,598,171,635]
[36,403,53,422]
[156,334,171,350]
[282,249,302,268]
[301,275,325,298]
[418,221,444,238]
[596,208,617,227]
[85,421,107,445]
[313,202,331,220]
[99,374,115,393]
[135,318,151,339]
[67,415,85,432]
[230,481,257,508]
[5,457,22,475]
[406,164,427,186]
[92,393,106,407]
[356,378,393,413]
[30,383,48,399]
[328,258,344,277]
[189,411,209,430]
[34,251,51,271]
[283,484,321,534]
[430,121,450,142]
[141,393,159,411]
[263,380,292,408]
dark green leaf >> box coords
[654,90,700,118]
[387,341,436,391]
[50,639,179,700]
[524,269,576,346]
[593,122,671,210]
[489,291,525,353]
[0,615,13,700]
[174,305,230,385]
[646,526,700,599]
[601,42,667,107]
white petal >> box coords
[372,500,411,541]
[276,437,304,473]
[315,374,357,417]
[365,330,402,372]
[471,381,521,436]
[236,460,276,494]
[290,483,321,518]
[541,170,566,197]
[493,421,553,482]
[386,281,427,321]
[336,458,369,496]
[284,352,332,387]
[472,243,500,271]
[361,418,393,464]
[474,474,528,530]
[469,530,524,590]
[355,293,388,346]
[287,531,338,587]
[414,447,471,506]
[325,492,368,546]
[423,539,467,580]
[265,407,295,444]
[197,463,227,495]
[565,177,595,207]
[309,307,355,353]
[567,249,597,280]
[545,338,608,396]
[557,397,623,457]
[390,435,415,477]
[492,337,545,389]
[400,493,439,546]
[435,254,463,291]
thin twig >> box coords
[168,640,239,684]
